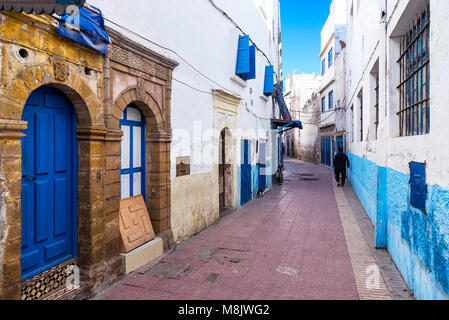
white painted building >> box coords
[284,73,321,162]
[344,0,449,300]
[89,0,283,242]
[319,0,347,167]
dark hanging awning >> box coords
[0,1,85,16]
[274,83,292,121]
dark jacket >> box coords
[334,152,350,169]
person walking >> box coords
[334,147,350,187]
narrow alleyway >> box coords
[95,158,411,300]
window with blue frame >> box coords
[321,97,326,113]
[329,91,334,110]
[120,105,146,201]
[328,47,333,68]
[321,59,326,75]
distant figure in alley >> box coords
[334,147,350,187]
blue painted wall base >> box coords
[348,153,449,300]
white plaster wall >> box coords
[321,0,347,51]
[320,0,348,133]
[299,93,321,157]
[88,0,281,175]
[284,74,321,159]
[345,0,449,187]
[87,0,282,241]
[334,49,346,133]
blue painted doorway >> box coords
[240,140,252,205]
[258,142,267,190]
[120,104,146,200]
[21,86,78,281]
[336,135,344,152]
[321,136,332,167]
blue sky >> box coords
[280,0,332,78]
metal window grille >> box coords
[397,5,430,136]
[374,74,379,140]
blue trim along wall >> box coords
[348,152,449,300]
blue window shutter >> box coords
[236,35,250,75]
[242,45,256,80]
[263,66,274,96]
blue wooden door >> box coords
[120,105,146,200]
[321,137,325,165]
[240,140,252,205]
[336,135,344,152]
[258,142,266,190]
[321,136,332,167]
[325,137,331,167]
[21,86,77,281]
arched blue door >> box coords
[21,86,77,281]
[120,104,146,200]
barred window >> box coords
[397,5,430,136]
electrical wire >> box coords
[82,3,279,123]
[300,109,339,125]
[172,78,213,96]
[345,41,380,111]
[82,4,240,97]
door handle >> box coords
[25,177,36,182]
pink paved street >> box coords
[97,159,363,300]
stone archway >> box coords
[213,90,241,211]
[0,72,108,300]
[109,87,172,249]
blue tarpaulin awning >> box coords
[276,121,303,134]
[57,6,110,54]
